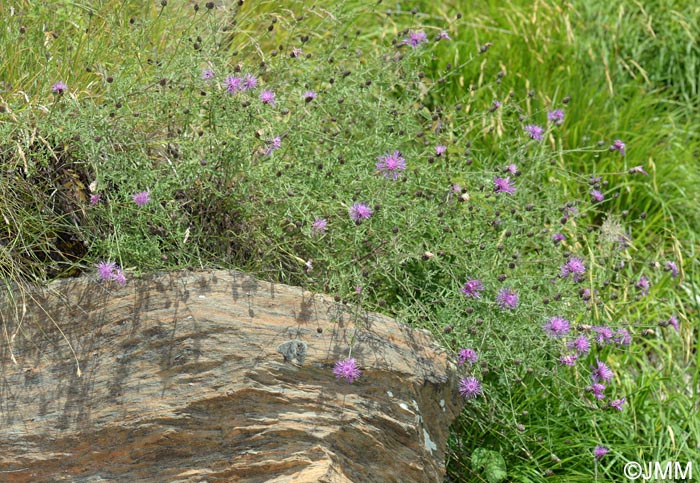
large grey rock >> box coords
[0,270,463,482]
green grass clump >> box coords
[1,1,697,482]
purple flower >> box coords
[349,203,372,222]
[552,233,566,243]
[496,287,518,310]
[264,136,282,155]
[610,139,626,155]
[89,194,101,206]
[506,163,518,175]
[402,31,428,48]
[376,151,407,180]
[560,257,586,279]
[435,145,447,156]
[614,328,631,346]
[355,285,363,295]
[460,279,484,298]
[311,218,327,235]
[113,268,127,286]
[304,90,317,102]
[593,446,609,460]
[290,47,303,58]
[333,357,361,383]
[668,315,679,331]
[51,81,67,94]
[524,124,544,141]
[588,382,606,400]
[591,360,614,383]
[629,165,648,175]
[96,261,117,281]
[225,76,243,94]
[559,354,578,366]
[132,191,150,206]
[543,317,571,338]
[452,183,462,194]
[491,100,501,111]
[457,348,478,365]
[260,90,276,105]
[593,326,615,345]
[547,109,565,125]
[494,177,516,194]
[242,73,257,90]
[665,261,679,277]
[568,336,591,355]
[437,31,451,41]
[636,275,650,295]
[609,398,625,411]
[590,189,604,203]
[458,376,482,399]
[201,69,214,80]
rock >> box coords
[0,270,463,482]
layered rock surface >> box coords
[0,270,463,482]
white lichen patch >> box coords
[387,390,393,397]
[439,399,445,411]
[423,428,437,453]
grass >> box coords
[1,1,698,481]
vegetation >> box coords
[1,0,697,481]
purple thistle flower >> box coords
[333,357,361,383]
[132,191,150,206]
[304,90,317,103]
[636,275,650,295]
[543,317,571,338]
[96,261,117,281]
[355,285,363,295]
[593,446,609,460]
[264,136,282,155]
[89,194,101,206]
[260,90,276,105]
[496,287,518,310]
[494,177,516,194]
[435,145,447,156]
[588,382,606,400]
[593,326,615,345]
[610,139,626,155]
[225,76,243,94]
[402,30,428,48]
[609,398,625,411]
[349,203,372,222]
[437,31,451,41]
[568,335,591,355]
[242,73,257,90]
[524,124,544,141]
[614,328,632,346]
[559,354,578,366]
[668,315,679,331]
[376,151,407,180]
[201,69,214,80]
[590,189,604,202]
[506,163,518,175]
[460,279,484,298]
[452,183,462,194]
[491,100,502,111]
[560,257,586,279]
[113,268,127,286]
[629,165,648,175]
[51,81,67,94]
[290,47,303,58]
[547,109,565,125]
[458,376,482,399]
[311,218,327,236]
[591,359,614,383]
[665,261,679,277]
[457,348,478,365]
[553,233,566,243]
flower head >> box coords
[460,279,484,298]
[311,218,327,236]
[96,261,117,281]
[260,90,276,105]
[609,398,626,411]
[132,191,150,206]
[552,233,566,243]
[543,317,571,338]
[437,31,451,41]
[496,287,518,310]
[304,90,317,102]
[457,348,479,365]
[524,124,544,141]
[225,76,243,94]
[610,139,626,155]
[494,177,516,194]
[629,165,648,175]
[201,69,214,80]
[376,151,407,180]
[89,194,101,206]
[290,47,303,58]
[547,109,565,125]
[668,315,679,331]
[593,446,609,460]
[559,354,578,366]
[435,145,447,156]
[458,376,482,399]
[591,359,614,383]
[51,81,67,94]
[264,136,282,155]
[590,189,604,203]
[113,268,127,286]
[349,203,372,222]
[402,31,428,48]
[588,382,606,400]
[665,261,679,277]
[614,328,632,346]
[560,257,586,280]
[568,335,591,355]
[333,357,361,383]
[593,326,614,345]
[636,275,650,296]
[242,73,257,90]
